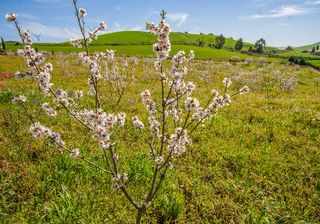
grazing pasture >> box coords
[0,54,319,223]
[1,2,320,223]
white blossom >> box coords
[29,122,64,146]
[5,13,16,22]
[75,90,83,98]
[239,85,250,94]
[132,116,145,129]
[168,127,191,156]
[69,148,80,158]
[223,77,232,88]
[70,38,82,48]
[184,97,200,111]
[79,8,87,18]
[41,103,57,117]
[12,95,27,104]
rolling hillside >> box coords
[3,31,285,62]
[3,31,260,60]
[91,31,254,49]
[296,42,320,51]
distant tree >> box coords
[299,58,307,66]
[317,45,319,50]
[1,37,5,50]
[235,38,243,51]
[200,32,204,35]
[286,46,294,51]
[255,38,266,53]
[215,34,225,49]
[248,46,253,52]
[208,33,214,35]
[288,56,295,63]
[32,33,42,43]
[312,47,316,54]
[198,38,205,47]
[184,31,188,34]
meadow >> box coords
[0,53,320,223]
[1,4,320,224]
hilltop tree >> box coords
[235,38,243,51]
[198,38,205,47]
[215,34,225,49]
[286,46,294,51]
[312,47,316,54]
[32,33,42,43]
[1,37,5,50]
[255,38,266,53]
[317,45,319,50]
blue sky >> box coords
[1,0,320,47]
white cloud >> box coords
[149,11,189,26]
[113,23,125,32]
[107,23,144,33]
[166,13,189,26]
[33,0,61,3]
[24,22,80,39]
[309,0,320,4]
[17,13,38,21]
[130,26,144,31]
[278,21,292,26]
[244,5,312,20]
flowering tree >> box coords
[7,4,249,223]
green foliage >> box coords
[1,37,6,50]
[255,38,266,53]
[235,38,243,51]
[153,190,184,223]
[215,34,226,49]
[286,46,294,51]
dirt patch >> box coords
[0,82,7,87]
[0,73,14,79]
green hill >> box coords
[5,31,280,61]
[91,31,253,49]
[296,42,320,51]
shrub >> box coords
[7,5,249,223]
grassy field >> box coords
[3,31,267,61]
[276,50,320,59]
[295,42,320,51]
[4,43,251,60]
[308,60,320,67]
[0,53,319,223]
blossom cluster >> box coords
[70,7,107,48]
[168,127,191,156]
[78,52,103,95]
[69,38,82,48]
[29,122,64,146]
[146,19,171,69]
[41,103,57,117]
[169,50,195,95]
[132,116,145,129]
[15,31,54,96]
[80,109,126,149]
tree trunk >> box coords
[136,207,146,224]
